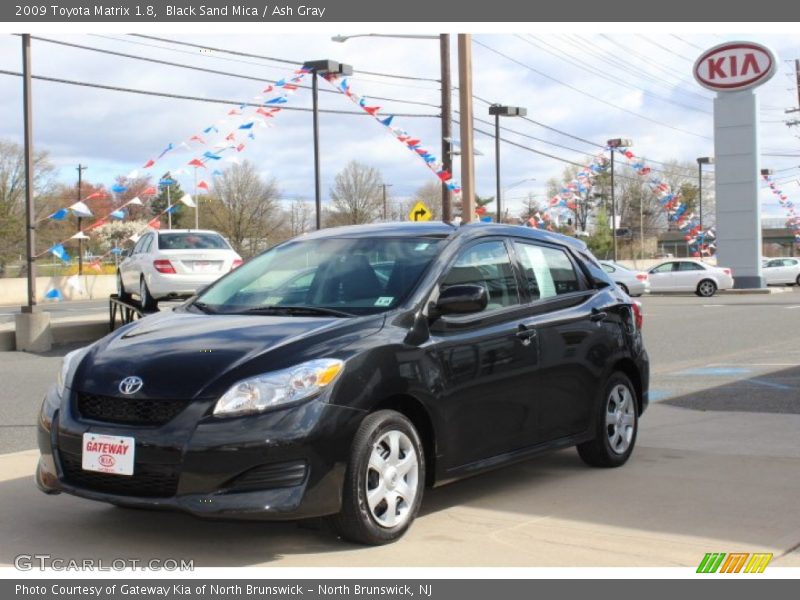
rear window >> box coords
[158,232,230,250]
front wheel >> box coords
[696,279,717,297]
[116,271,131,302]
[330,410,425,545]
[577,372,638,468]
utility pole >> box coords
[795,59,800,111]
[381,183,392,220]
[76,164,87,275]
[22,34,36,310]
[193,166,199,229]
[440,34,452,223]
[457,34,475,223]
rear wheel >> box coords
[330,410,425,545]
[116,271,131,302]
[795,274,800,287]
[696,279,717,297]
[139,277,157,311]
[577,372,638,468]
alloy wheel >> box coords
[698,280,716,297]
[365,430,419,529]
[606,384,635,455]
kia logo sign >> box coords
[693,42,777,92]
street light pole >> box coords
[303,60,354,230]
[21,33,36,311]
[457,34,475,222]
[489,104,526,223]
[76,164,87,275]
[381,183,393,220]
[606,138,633,262]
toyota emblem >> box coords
[119,376,144,395]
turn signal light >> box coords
[632,301,643,330]
[153,259,176,274]
[232,259,243,270]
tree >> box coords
[327,161,384,225]
[587,208,613,260]
[206,161,283,256]
[0,139,56,275]
[392,180,442,222]
[519,193,545,223]
[93,220,151,253]
[150,171,186,226]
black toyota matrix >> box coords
[37,222,649,545]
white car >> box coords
[117,229,242,309]
[599,261,650,297]
[763,257,800,286]
[647,259,734,297]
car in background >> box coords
[598,261,649,297]
[117,229,242,310]
[647,259,734,297]
[38,222,649,545]
[763,257,800,286]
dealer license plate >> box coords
[81,433,135,476]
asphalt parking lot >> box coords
[1,289,799,567]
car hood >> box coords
[75,309,384,400]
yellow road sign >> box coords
[408,201,432,222]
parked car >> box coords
[117,229,242,310]
[647,259,734,297]
[763,257,800,286]
[599,261,650,297]
[38,222,649,545]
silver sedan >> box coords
[599,261,650,297]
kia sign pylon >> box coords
[693,42,777,288]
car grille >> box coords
[59,451,179,498]
[224,460,308,493]
[76,393,189,426]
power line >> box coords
[636,35,697,63]
[129,34,441,83]
[473,38,713,141]
[670,35,706,51]
[598,34,696,83]
[26,35,441,110]
[0,69,439,118]
[516,35,711,115]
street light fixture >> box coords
[697,157,714,234]
[332,34,454,222]
[489,104,527,223]
[303,60,353,230]
[606,138,633,261]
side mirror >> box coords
[433,284,488,317]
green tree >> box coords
[151,172,187,227]
[587,208,613,260]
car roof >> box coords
[154,229,223,235]
[298,221,589,250]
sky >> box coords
[0,32,798,221]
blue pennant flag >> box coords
[238,122,254,130]
[265,97,287,105]
[111,184,128,194]
[166,205,180,214]
[44,288,63,301]
[50,208,69,221]
[157,143,174,159]
[212,170,223,177]
[203,126,218,134]
[110,210,126,220]
[159,178,176,187]
[49,244,70,263]
[110,247,123,255]
[203,151,222,160]
[380,115,394,127]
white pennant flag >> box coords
[69,201,93,218]
[180,194,196,208]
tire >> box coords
[116,271,131,301]
[330,410,425,545]
[617,283,630,296]
[139,276,158,312]
[795,275,800,287]
[577,372,638,468]
[696,279,717,297]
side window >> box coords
[132,236,146,255]
[441,241,519,312]
[142,235,154,254]
[678,262,703,271]
[651,262,675,274]
[515,242,581,300]
[766,259,782,268]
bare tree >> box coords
[287,199,314,237]
[207,161,283,257]
[328,161,384,225]
[391,180,443,222]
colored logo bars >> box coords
[696,552,773,573]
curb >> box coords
[0,319,108,352]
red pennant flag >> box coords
[142,159,155,169]
[84,191,108,200]
[225,133,236,141]
[256,108,274,118]
[188,159,206,168]
[236,144,245,152]
[148,218,161,229]
[262,85,274,93]
[197,180,210,191]
[283,84,298,91]
[87,219,106,230]
[89,260,103,273]
[189,135,205,144]
[364,106,381,116]
[475,206,486,215]
[142,186,157,196]
[228,109,242,116]
[436,170,451,181]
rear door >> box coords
[123,234,150,289]
[674,261,706,291]
[511,239,613,443]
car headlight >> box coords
[56,345,93,397]
[213,358,344,417]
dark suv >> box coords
[37,222,649,545]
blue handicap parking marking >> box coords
[675,367,752,377]
[648,390,672,402]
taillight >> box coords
[723,268,731,276]
[153,259,176,274]
[635,273,648,281]
[632,301,643,330]
[231,259,243,270]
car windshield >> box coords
[158,232,230,250]
[194,236,447,316]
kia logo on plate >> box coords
[693,42,777,92]
[119,376,144,395]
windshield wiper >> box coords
[237,305,355,318]
[191,300,217,314]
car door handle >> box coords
[589,310,608,322]
[516,324,537,345]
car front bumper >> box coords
[36,385,365,520]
